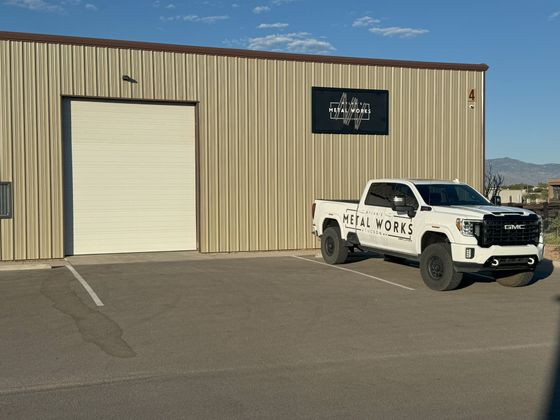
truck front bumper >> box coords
[451,242,545,273]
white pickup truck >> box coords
[312,179,544,291]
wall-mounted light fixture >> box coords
[122,75,138,83]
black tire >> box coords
[321,226,349,265]
[420,243,463,291]
[384,254,407,264]
[494,271,533,287]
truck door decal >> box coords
[343,209,413,240]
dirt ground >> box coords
[545,245,560,261]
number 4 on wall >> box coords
[468,89,476,102]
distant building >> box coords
[498,189,527,204]
[549,179,560,202]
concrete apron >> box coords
[0,249,318,270]
[0,248,557,270]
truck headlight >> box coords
[455,219,481,237]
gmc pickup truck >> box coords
[312,179,544,291]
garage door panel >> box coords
[64,100,196,255]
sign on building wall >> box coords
[311,87,389,135]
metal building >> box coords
[0,31,488,260]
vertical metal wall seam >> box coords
[281,60,288,249]
[54,43,63,257]
[201,56,209,252]
[252,59,259,250]
[243,57,250,250]
[273,60,279,250]
[10,41,15,259]
[291,61,297,247]
[224,57,231,251]
[223,57,230,251]
[34,42,42,258]
[234,57,240,251]
[94,47,99,96]
[45,43,53,257]
[212,55,219,251]
[80,46,86,96]
[262,59,269,250]
[150,50,155,100]
[18,42,27,259]
[27,42,38,258]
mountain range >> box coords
[486,158,560,186]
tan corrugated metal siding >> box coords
[0,39,485,260]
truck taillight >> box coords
[311,203,316,218]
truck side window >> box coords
[393,183,419,209]
[365,183,393,207]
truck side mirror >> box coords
[393,196,416,218]
[490,196,501,206]
[392,196,405,209]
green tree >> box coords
[526,193,539,203]
[551,214,560,238]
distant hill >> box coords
[486,158,560,186]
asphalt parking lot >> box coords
[1,252,560,419]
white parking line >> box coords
[292,255,415,291]
[64,262,104,307]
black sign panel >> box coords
[311,87,389,135]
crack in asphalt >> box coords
[40,269,136,359]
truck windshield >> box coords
[414,184,490,206]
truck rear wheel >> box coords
[420,243,463,291]
[494,271,533,287]
[321,227,348,265]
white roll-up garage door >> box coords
[63,100,197,255]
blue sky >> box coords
[1,0,559,164]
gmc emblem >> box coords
[504,224,525,230]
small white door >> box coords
[63,100,197,255]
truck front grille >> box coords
[478,214,540,247]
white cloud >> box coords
[4,0,62,12]
[198,15,228,23]
[352,16,380,27]
[549,10,560,20]
[257,22,289,29]
[247,32,335,54]
[84,2,96,11]
[253,5,269,13]
[160,14,229,23]
[165,3,175,8]
[369,26,429,38]
[231,3,239,7]
[222,38,245,48]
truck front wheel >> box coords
[321,227,348,265]
[494,271,533,287]
[420,243,463,291]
